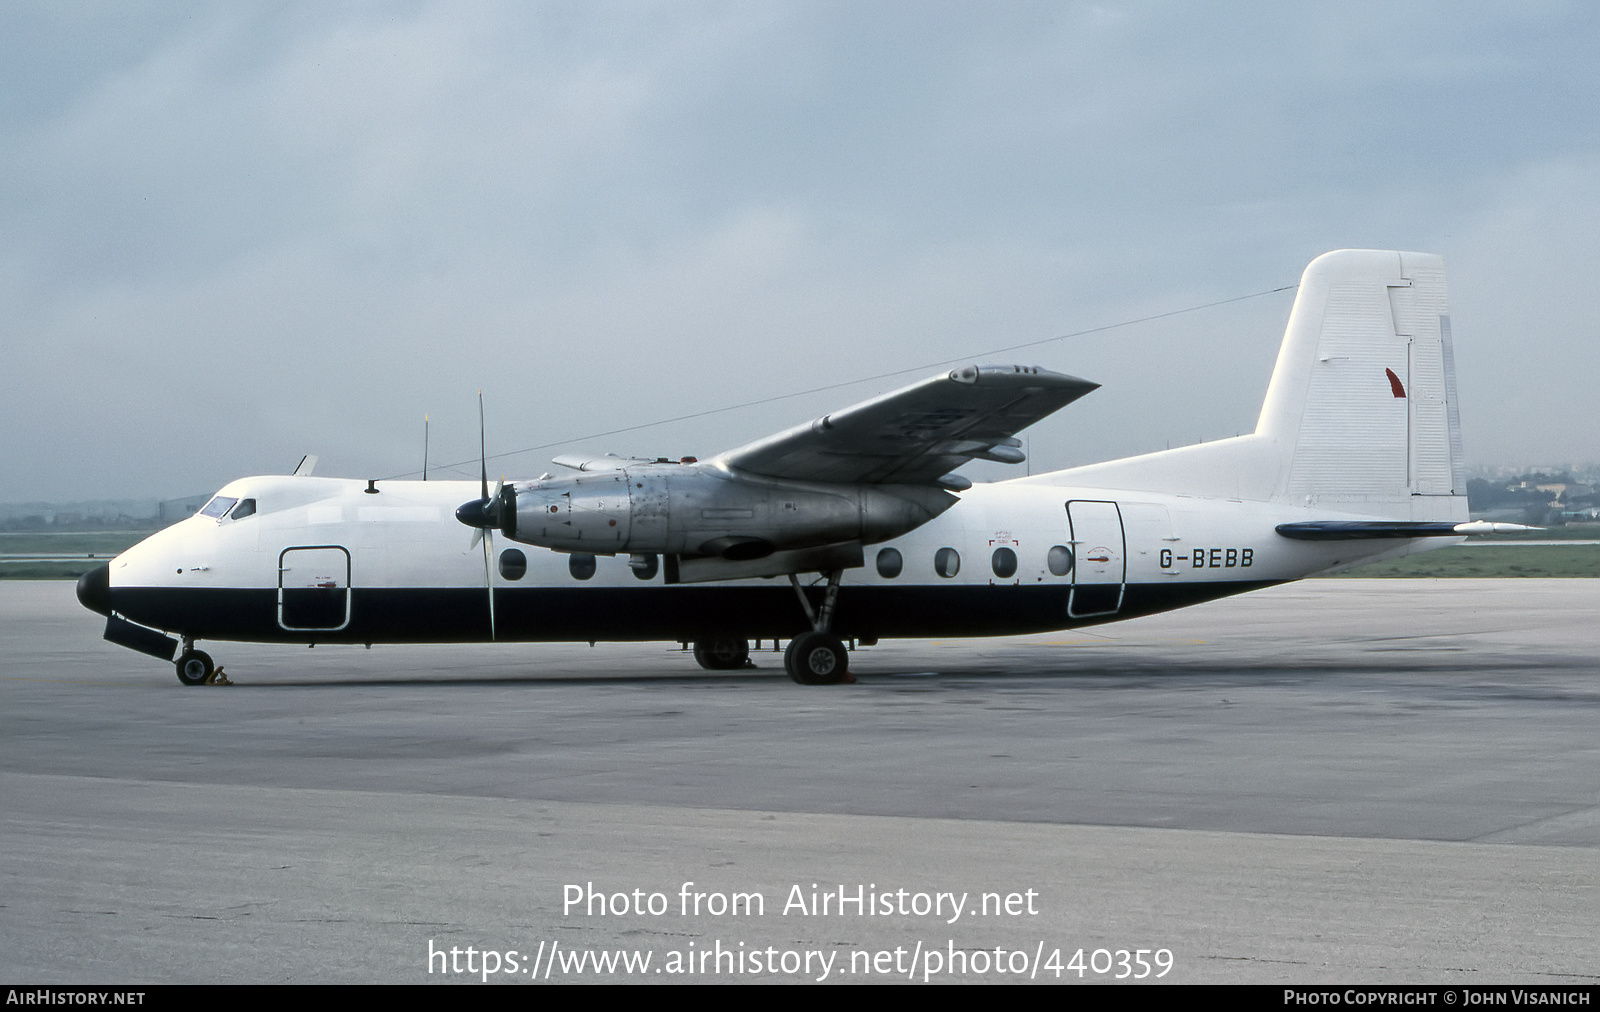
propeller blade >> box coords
[467,392,498,639]
[478,391,489,504]
[491,476,507,527]
[457,395,505,545]
[482,528,497,642]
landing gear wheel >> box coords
[784,632,849,685]
[693,638,751,671]
[175,649,214,686]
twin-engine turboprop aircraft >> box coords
[78,250,1524,685]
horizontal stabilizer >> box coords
[1276,521,1539,541]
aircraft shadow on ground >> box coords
[181,652,1564,690]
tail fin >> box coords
[1261,249,1465,505]
[1038,249,1468,520]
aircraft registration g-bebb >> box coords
[77,249,1523,685]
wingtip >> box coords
[954,364,1099,391]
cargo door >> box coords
[278,546,351,631]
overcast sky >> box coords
[4,1,1598,502]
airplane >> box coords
[76,249,1528,686]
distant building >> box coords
[158,494,212,523]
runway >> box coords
[2,579,1597,984]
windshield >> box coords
[198,496,237,519]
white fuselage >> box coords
[103,473,1441,646]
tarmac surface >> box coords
[2,578,1597,984]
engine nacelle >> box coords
[502,464,955,559]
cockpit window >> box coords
[230,498,257,520]
[199,496,238,519]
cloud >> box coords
[3,2,1598,500]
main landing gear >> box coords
[692,637,751,670]
[784,631,849,685]
[784,571,852,686]
[688,572,854,684]
[175,637,230,686]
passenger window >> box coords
[569,553,596,581]
[1047,545,1074,576]
[991,547,1017,578]
[499,549,527,581]
[630,554,658,580]
[230,498,256,520]
[876,547,903,579]
[934,547,961,578]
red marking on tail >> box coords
[1385,368,1406,398]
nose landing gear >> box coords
[175,638,230,686]
[175,649,212,685]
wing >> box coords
[712,364,1098,487]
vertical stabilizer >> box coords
[1262,249,1464,505]
[1034,250,1468,520]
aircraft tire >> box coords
[784,632,848,685]
[175,649,214,687]
[692,638,750,671]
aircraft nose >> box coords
[76,562,111,616]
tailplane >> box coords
[1034,249,1468,521]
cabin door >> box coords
[1066,500,1125,618]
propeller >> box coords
[454,392,512,640]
